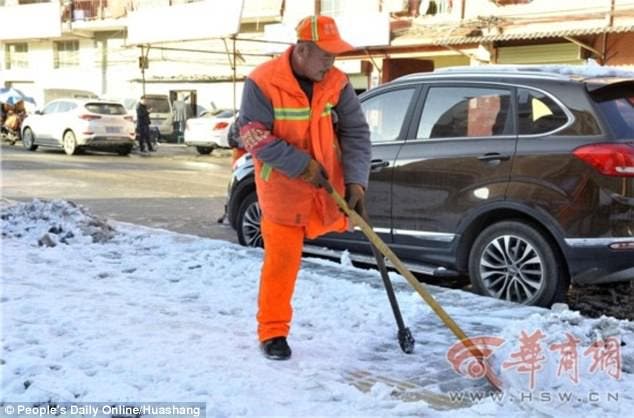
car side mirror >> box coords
[35,110,43,115]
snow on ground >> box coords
[1,199,633,417]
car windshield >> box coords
[597,97,634,139]
[144,97,170,113]
[84,103,127,115]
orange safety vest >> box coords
[248,47,349,230]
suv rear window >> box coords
[85,103,127,115]
[144,97,170,113]
[517,88,569,135]
[596,97,634,139]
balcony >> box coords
[241,0,283,23]
[0,2,62,41]
[63,0,129,32]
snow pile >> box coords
[1,199,115,247]
[439,63,634,79]
[476,303,634,415]
[541,63,634,78]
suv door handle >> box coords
[370,159,390,172]
[477,153,511,162]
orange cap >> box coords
[296,15,353,55]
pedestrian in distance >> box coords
[172,95,190,142]
[237,15,371,360]
[136,96,154,153]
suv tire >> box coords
[63,131,78,155]
[117,145,133,156]
[22,128,38,151]
[237,191,263,247]
[196,146,214,155]
[468,221,565,307]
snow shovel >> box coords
[357,205,415,354]
[324,181,502,392]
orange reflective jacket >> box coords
[249,47,349,230]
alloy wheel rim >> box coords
[64,133,74,153]
[23,130,32,147]
[242,201,262,247]
[479,234,544,304]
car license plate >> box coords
[106,127,121,134]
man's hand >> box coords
[345,183,366,215]
[301,159,329,189]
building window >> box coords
[54,40,79,68]
[422,0,453,15]
[5,43,28,69]
[321,0,374,16]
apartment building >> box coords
[377,0,634,81]
[1,0,633,109]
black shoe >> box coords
[260,337,291,360]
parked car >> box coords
[184,109,236,154]
[21,98,136,155]
[225,65,634,307]
[120,94,174,141]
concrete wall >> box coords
[594,32,634,68]
[1,33,249,111]
[1,38,103,107]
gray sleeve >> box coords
[335,83,371,188]
[238,78,310,178]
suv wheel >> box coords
[117,145,133,156]
[22,128,38,151]
[237,192,263,247]
[468,221,565,307]
[63,131,78,155]
[196,146,214,155]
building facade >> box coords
[1,0,633,110]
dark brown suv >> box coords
[225,66,634,307]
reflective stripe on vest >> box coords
[322,102,334,117]
[272,103,333,121]
[261,163,273,181]
[273,107,310,121]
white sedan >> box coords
[184,109,236,155]
[21,99,136,156]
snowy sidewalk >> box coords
[1,200,633,417]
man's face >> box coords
[298,43,336,82]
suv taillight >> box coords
[213,121,229,130]
[573,143,634,177]
[79,114,101,121]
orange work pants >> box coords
[256,205,346,342]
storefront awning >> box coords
[432,24,634,46]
